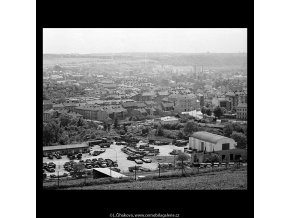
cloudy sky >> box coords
[43,28,247,54]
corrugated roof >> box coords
[191,131,230,144]
[92,168,127,178]
[43,143,89,151]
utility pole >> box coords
[135,165,137,181]
[57,171,59,188]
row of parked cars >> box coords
[43,162,56,172]
[47,152,62,160]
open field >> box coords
[54,168,247,190]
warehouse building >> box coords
[43,143,89,156]
[189,131,236,152]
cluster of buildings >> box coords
[43,63,248,123]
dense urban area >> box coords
[42,53,248,190]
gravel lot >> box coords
[43,141,190,176]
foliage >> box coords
[205,108,212,116]
[142,128,149,135]
[114,118,119,129]
[183,122,199,136]
[70,162,86,178]
[176,152,190,162]
[223,123,245,137]
[155,126,164,136]
[213,106,223,118]
[230,131,247,149]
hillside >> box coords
[62,168,247,190]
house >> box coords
[236,103,247,120]
[161,102,174,111]
[212,97,231,111]
[160,116,179,124]
[122,101,138,112]
[189,131,236,152]
[43,100,53,111]
[43,109,57,122]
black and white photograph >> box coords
[42,28,248,190]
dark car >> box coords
[46,168,55,173]
[141,158,152,163]
[99,142,111,148]
[48,154,53,159]
[50,174,57,178]
[139,167,150,172]
[111,167,121,173]
[85,159,92,163]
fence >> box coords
[43,163,246,190]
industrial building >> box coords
[189,131,236,152]
[43,143,89,156]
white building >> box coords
[160,116,179,124]
[189,131,236,152]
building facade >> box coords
[189,131,236,152]
[236,103,247,120]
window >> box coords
[222,143,230,150]
[200,142,204,151]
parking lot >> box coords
[43,141,190,177]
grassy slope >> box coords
[63,169,247,190]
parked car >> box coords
[50,174,57,178]
[100,163,107,168]
[139,167,150,172]
[85,159,92,163]
[135,159,143,164]
[128,166,141,172]
[92,151,101,156]
[86,164,92,169]
[47,168,55,173]
[99,142,111,148]
[48,154,53,159]
[111,167,121,172]
[141,158,152,163]
[48,162,56,168]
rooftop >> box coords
[43,143,89,151]
[191,131,231,144]
[92,168,127,178]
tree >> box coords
[59,134,69,145]
[70,162,86,178]
[183,122,199,136]
[176,152,190,176]
[213,106,223,118]
[230,132,247,149]
[142,128,149,135]
[59,114,71,127]
[155,126,164,136]
[43,124,54,146]
[114,118,119,129]
[77,118,84,127]
[223,123,244,137]
[206,108,212,116]
[201,107,207,115]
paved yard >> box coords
[43,141,190,176]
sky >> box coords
[43,28,247,54]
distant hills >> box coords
[43,53,247,68]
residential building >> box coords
[236,103,247,120]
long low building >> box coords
[43,143,89,156]
[189,131,236,152]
